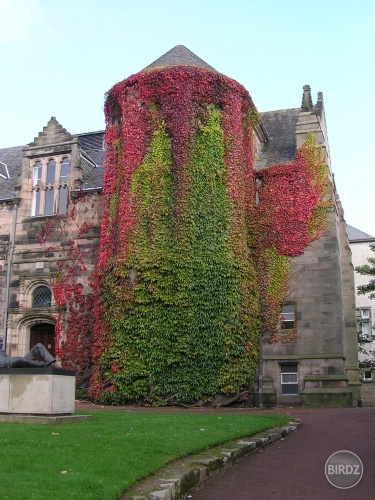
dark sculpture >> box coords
[0,343,56,368]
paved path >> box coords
[191,407,375,500]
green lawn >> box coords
[0,410,290,499]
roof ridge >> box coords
[260,107,300,114]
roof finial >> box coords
[301,85,313,111]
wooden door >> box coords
[30,324,55,356]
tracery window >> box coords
[32,286,52,308]
[31,156,70,216]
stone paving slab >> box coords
[122,420,301,499]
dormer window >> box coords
[31,156,70,216]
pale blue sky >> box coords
[1,0,374,234]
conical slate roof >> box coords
[144,45,216,71]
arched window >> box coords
[32,286,52,308]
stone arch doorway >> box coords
[30,323,55,356]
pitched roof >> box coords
[0,145,23,201]
[144,45,216,71]
[347,225,375,241]
[78,132,105,190]
[253,108,300,169]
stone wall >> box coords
[261,98,359,406]
[361,380,375,406]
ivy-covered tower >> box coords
[90,46,330,404]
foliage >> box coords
[357,334,375,371]
[356,243,375,299]
[355,243,375,371]
[39,196,97,386]
[0,411,290,499]
[254,132,330,343]
[91,99,259,403]
[254,133,330,256]
[89,65,330,404]
[256,248,294,343]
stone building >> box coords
[0,123,103,359]
[254,96,360,407]
[0,46,360,405]
[347,225,375,405]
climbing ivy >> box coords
[89,65,331,405]
[254,132,331,343]
[91,104,258,404]
[257,247,293,343]
[39,196,98,387]
[255,133,330,256]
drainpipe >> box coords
[258,332,264,408]
[3,199,19,352]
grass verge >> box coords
[0,410,290,499]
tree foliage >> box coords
[356,243,375,300]
[355,243,375,371]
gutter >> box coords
[258,332,264,408]
[349,238,375,244]
[3,198,20,351]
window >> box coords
[357,308,372,340]
[281,304,295,330]
[281,364,298,395]
[32,286,52,308]
[363,371,372,381]
[31,156,70,216]
[255,177,262,205]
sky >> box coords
[1,0,374,235]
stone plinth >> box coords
[301,374,353,407]
[0,366,76,414]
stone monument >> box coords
[0,344,76,415]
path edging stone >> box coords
[125,420,301,499]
